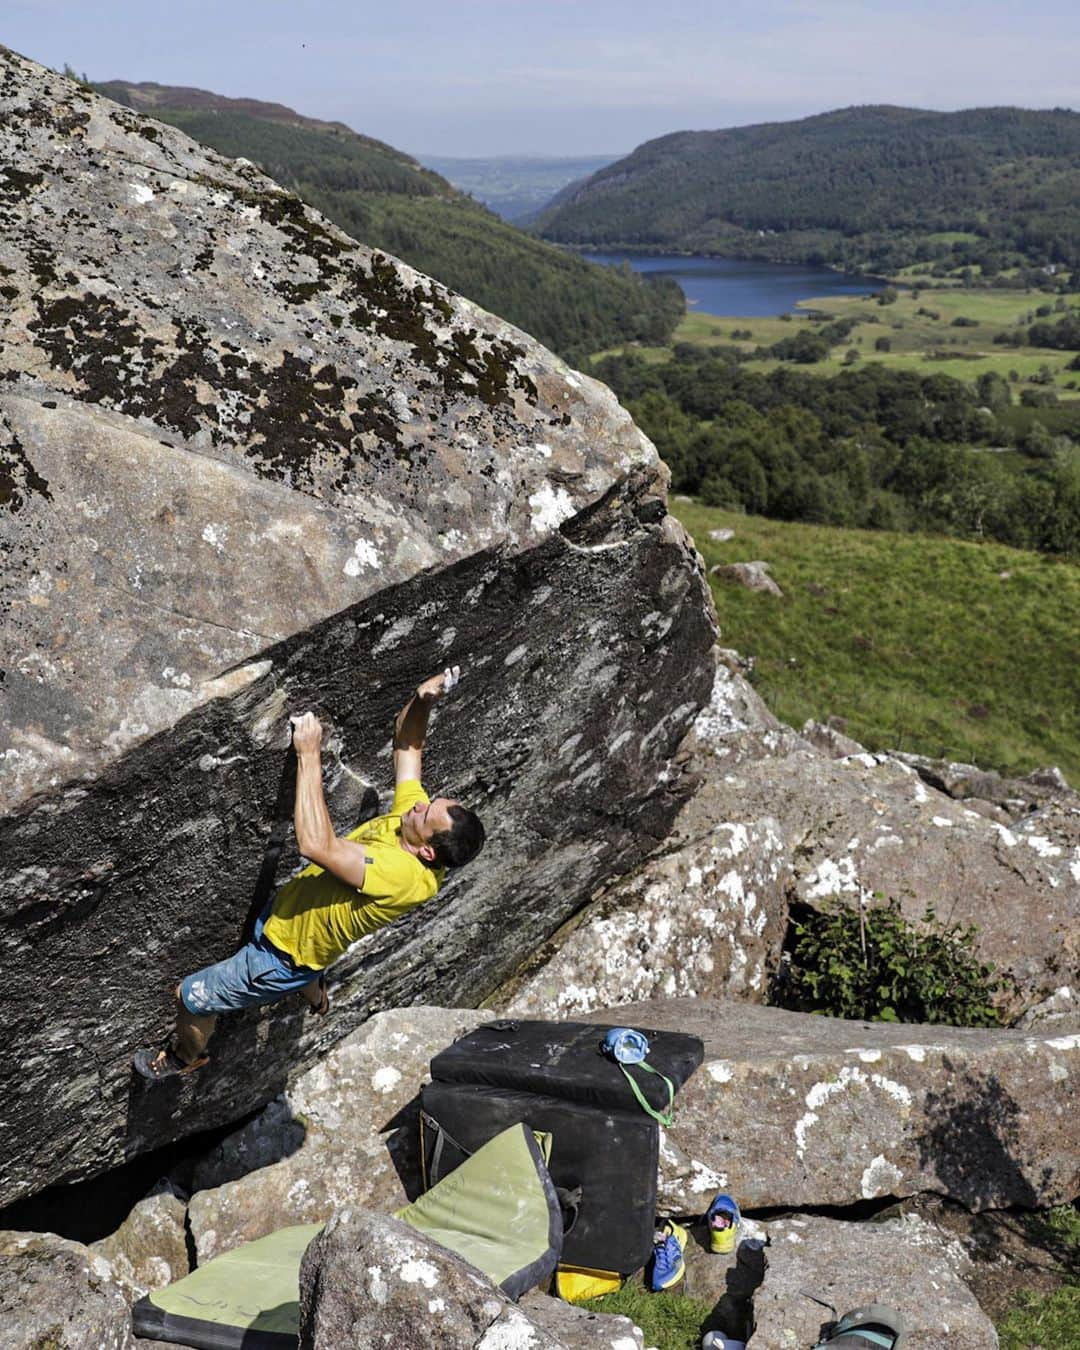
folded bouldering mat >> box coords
[132,1123,562,1346]
[421,1080,658,1273]
[396,1120,562,1299]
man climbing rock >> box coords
[135,667,485,1079]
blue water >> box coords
[582,250,883,317]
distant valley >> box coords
[417,154,621,222]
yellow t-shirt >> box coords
[262,779,444,970]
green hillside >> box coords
[93,81,682,357]
[536,106,1080,277]
[673,502,1080,783]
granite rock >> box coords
[187,1007,493,1262]
[297,1208,566,1349]
[750,1213,997,1350]
[0,1229,134,1349]
[581,999,1079,1212]
[89,1181,189,1298]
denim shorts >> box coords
[179,905,321,1016]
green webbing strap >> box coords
[618,1061,676,1126]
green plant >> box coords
[783,897,1004,1026]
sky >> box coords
[6,0,1080,157]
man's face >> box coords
[401,796,456,856]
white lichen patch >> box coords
[706,1060,735,1083]
[803,856,864,899]
[367,1263,388,1305]
[527,482,575,535]
[1023,835,1062,858]
[931,816,954,828]
[398,1257,439,1287]
[861,1154,904,1198]
[796,1065,912,1158]
[371,1066,402,1094]
[994,824,1018,848]
[899,1045,927,1062]
[371,615,416,655]
[1044,1034,1080,1051]
[344,538,381,576]
[688,1158,728,1192]
[477,1309,542,1348]
[129,182,154,204]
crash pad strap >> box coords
[618,1060,675,1126]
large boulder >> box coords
[0,1230,134,1350]
[188,1007,493,1261]
[297,1208,566,1349]
[581,999,1079,1212]
[0,50,715,1205]
[495,664,1079,1019]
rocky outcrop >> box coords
[0,50,716,1205]
[495,664,791,1016]
[679,1212,997,1349]
[188,1007,494,1261]
[582,999,1079,1212]
[89,1182,189,1298]
[493,664,1079,1020]
[0,1230,135,1349]
[298,1209,566,1349]
[750,1214,997,1350]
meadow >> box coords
[671,501,1080,783]
[595,287,1080,399]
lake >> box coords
[581,250,883,317]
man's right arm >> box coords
[393,666,459,785]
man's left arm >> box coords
[290,712,369,888]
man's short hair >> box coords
[429,805,485,869]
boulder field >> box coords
[4,1000,1069,1347]
[0,46,1076,1350]
[494,662,1079,1022]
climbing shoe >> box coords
[706,1191,741,1254]
[650,1219,689,1291]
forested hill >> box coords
[92,81,683,357]
[535,105,1080,276]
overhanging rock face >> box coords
[0,51,716,1205]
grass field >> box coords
[671,501,1080,782]
[594,289,1080,398]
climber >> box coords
[134,666,485,1080]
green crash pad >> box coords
[132,1123,562,1347]
[131,1222,322,1349]
[396,1122,562,1299]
